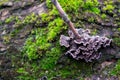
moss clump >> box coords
[40,42,63,70]
[110,60,120,76]
[47,18,66,41]
[91,29,98,35]
[88,17,95,22]
[23,28,51,60]
[113,37,120,47]
[47,0,83,12]
[101,14,107,19]
[41,13,53,23]
[0,21,3,25]
[22,13,38,25]
[39,42,93,79]
[2,35,11,43]
[117,28,120,32]
[103,0,115,12]
[23,15,66,60]
[0,0,8,6]
[103,5,115,11]
[5,16,15,24]
[10,13,41,37]
[83,0,100,14]
[14,13,39,26]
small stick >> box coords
[51,0,80,38]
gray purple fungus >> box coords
[60,29,112,62]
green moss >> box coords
[23,28,51,60]
[10,28,20,37]
[12,13,39,27]
[47,18,66,41]
[101,14,107,19]
[0,21,3,25]
[57,0,83,12]
[39,46,93,79]
[118,9,120,13]
[0,0,8,6]
[82,0,100,14]
[41,13,53,22]
[103,4,114,11]
[40,57,93,79]
[50,0,100,14]
[91,29,98,35]
[117,28,120,32]
[103,1,114,11]
[40,44,62,70]
[21,13,38,25]
[2,35,11,43]
[5,16,15,24]
[17,68,29,75]
[110,60,120,76]
[113,37,120,47]
[10,13,41,37]
[88,17,95,22]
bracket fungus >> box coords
[60,29,112,62]
[51,0,112,62]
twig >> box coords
[51,0,80,38]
